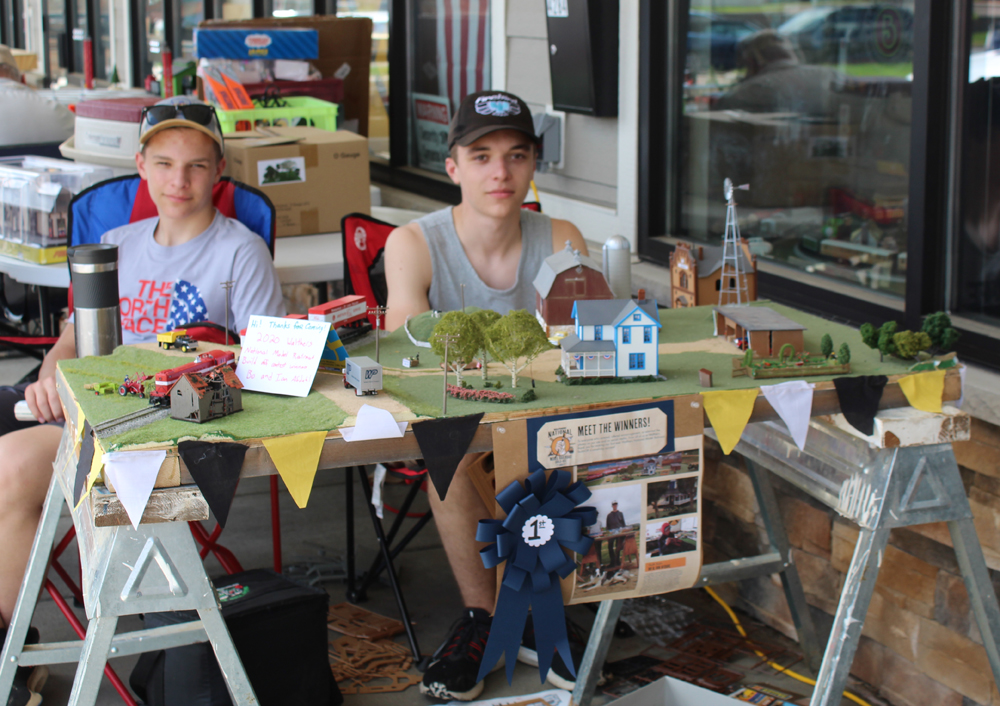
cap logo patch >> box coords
[475,94,520,117]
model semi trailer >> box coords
[343,356,382,396]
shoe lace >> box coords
[436,614,491,663]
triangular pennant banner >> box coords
[701,389,759,455]
[898,370,946,414]
[760,380,815,451]
[262,431,327,508]
[178,441,248,528]
[77,437,106,511]
[412,413,485,501]
[73,422,95,507]
[103,449,167,529]
[832,375,888,436]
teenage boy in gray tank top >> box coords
[384,91,589,701]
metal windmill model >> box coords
[719,178,750,306]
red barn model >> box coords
[532,242,613,334]
[308,294,367,327]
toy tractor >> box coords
[119,373,151,398]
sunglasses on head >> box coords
[141,103,219,128]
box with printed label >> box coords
[223,126,370,237]
[194,28,319,60]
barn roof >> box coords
[180,365,243,399]
[693,243,754,278]
[532,242,606,298]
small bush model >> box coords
[921,312,960,351]
[820,333,834,358]
[837,343,851,365]
[892,330,932,360]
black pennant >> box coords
[74,421,95,507]
[833,375,889,436]
[178,441,248,528]
[412,413,485,501]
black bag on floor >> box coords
[130,569,342,706]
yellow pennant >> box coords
[262,431,328,509]
[702,388,760,455]
[75,438,105,511]
[898,369,946,414]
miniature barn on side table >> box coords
[533,242,613,334]
[714,305,805,356]
[560,298,660,378]
[169,365,244,423]
[669,241,757,308]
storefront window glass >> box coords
[273,0,313,18]
[957,7,1000,325]
[338,0,388,158]
[673,2,914,299]
[179,0,204,58]
[408,0,489,173]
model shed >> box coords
[713,306,805,356]
[170,365,244,423]
[533,242,613,333]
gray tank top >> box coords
[417,206,553,314]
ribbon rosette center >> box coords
[475,469,597,684]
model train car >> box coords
[149,350,237,405]
[308,294,367,328]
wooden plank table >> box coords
[0,354,966,705]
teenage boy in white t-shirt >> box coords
[0,97,284,706]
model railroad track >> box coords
[93,406,170,439]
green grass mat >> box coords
[59,346,347,451]
[353,302,918,418]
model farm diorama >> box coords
[64,179,961,445]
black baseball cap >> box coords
[447,91,539,151]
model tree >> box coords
[921,312,960,351]
[430,311,482,387]
[859,322,878,352]
[469,308,502,382]
[892,330,932,360]
[837,342,851,365]
[820,334,834,358]
[877,321,899,361]
[484,310,550,388]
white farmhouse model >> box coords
[560,299,661,378]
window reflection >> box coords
[338,0,389,158]
[676,3,914,299]
[957,7,1000,323]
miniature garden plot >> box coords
[59,346,347,450]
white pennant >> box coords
[103,450,167,530]
[760,380,815,451]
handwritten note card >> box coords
[236,315,331,397]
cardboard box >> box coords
[224,127,370,237]
[199,16,372,136]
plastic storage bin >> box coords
[216,96,338,133]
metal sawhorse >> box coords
[573,409,1000,706]
[0,412,258,705]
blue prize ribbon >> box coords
[475,469,597,684]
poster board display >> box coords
[492,396,705,604]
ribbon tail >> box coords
[532,580,573,682]
[477,585,532,685]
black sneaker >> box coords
[421,608,496,701]
[518,614,604,691]
[7,681,42,706]
[1,627,45,706]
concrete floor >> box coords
[0,352,876,706]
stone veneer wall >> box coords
[702,418,1000,706]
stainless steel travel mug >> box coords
[67,243,122,357]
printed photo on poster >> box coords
[645,516,698,558]
[574,484,641,597]
[646,477,699,520]
[578,449,700,487]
